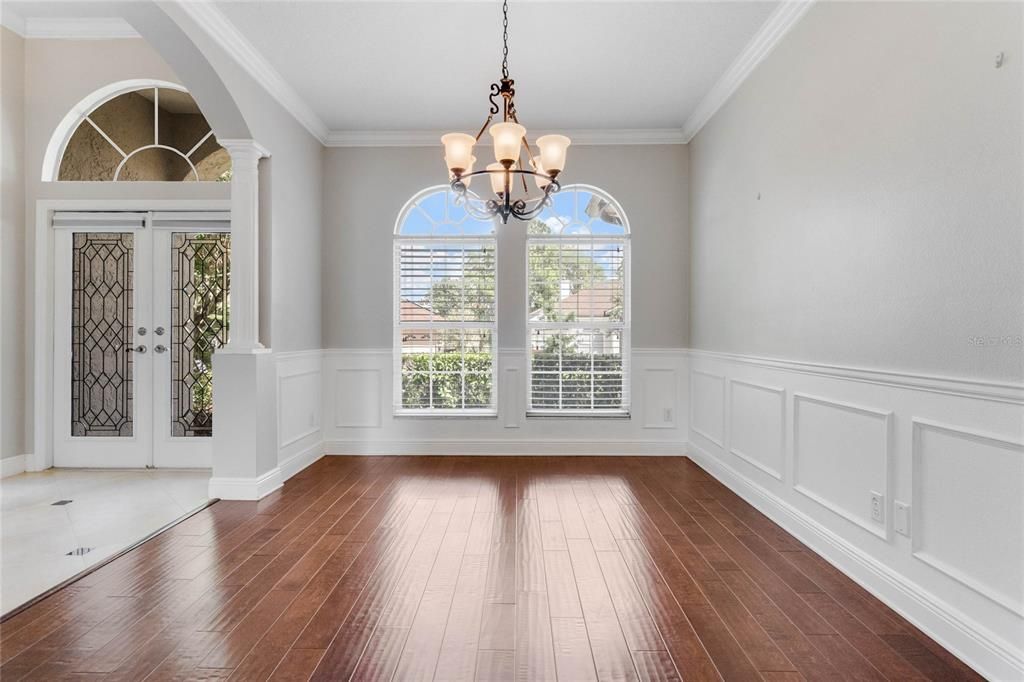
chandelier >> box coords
[441,0,570,224]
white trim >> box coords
[687,441,1022,682]
[325,128,687,148]
[171,1,329,143]
[681,0,815,142]
[324,440,683,457]
[686,349,1023,404]
[1,7,26,36]
[1,455,27,479]
[208,466,283,501]
[279,441,324,481]
[911,419,1024,618]
[20,17,138,40]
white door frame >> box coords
[31,199,231,472]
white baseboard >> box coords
[279,441,324,480]
[1,455,27,479]
[208,466,283,501]
[323,439,685,456]
[686,441,1023,681]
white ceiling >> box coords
[212,1,778,133]
[2,0,805,144]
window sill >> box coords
[526,411,631,420]
[393,409,498,420]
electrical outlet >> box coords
[663,408,673,423]
[870,491,885,523]
[309,411,317,427]
[894,501,911,536]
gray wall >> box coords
[1,27,25,459]
[162,5,324,353]
[322,144,690,350]
[689,1,1023,382]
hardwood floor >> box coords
[0,456,983,681]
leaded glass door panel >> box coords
[53,212,230,470]
[152,229,230,468]
[54,223,153,468]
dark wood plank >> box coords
[2,456,984,682]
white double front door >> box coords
[52,211,231,469]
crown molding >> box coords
[17,17,139,39]
[681,0,815,142]
[171,0,330,144]
[324,127,687,148]
[0,7,26,36]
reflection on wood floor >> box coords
[0,456,982,681]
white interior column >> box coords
[209,139,280,500]
[219,139,269,352]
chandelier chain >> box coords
[501,0,509,79]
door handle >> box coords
[128,345,147,353]
[154,345,168,354]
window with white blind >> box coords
[394,187,498,414]
[526,185,630,415]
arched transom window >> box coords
[56,83,230,182]
[527,185,630,414]
[394,187,498,414]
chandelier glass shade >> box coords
[441,0,570,224]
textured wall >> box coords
[689,1,1023,381]
[58,90,225,181]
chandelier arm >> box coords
[509,181,561,221]
[474,112,495,142]
[450,181,503,221]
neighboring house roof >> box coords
[400,298,438,323]
[531,281,619,321]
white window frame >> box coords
[526,184,631,417]
[393,186,499,416]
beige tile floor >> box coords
[0,468,210,614]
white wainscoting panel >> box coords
[278,370,320,448]
[690,369,725,447]
[275,351,323,476]
[321,348,687,455]
[793,393,891,539]
[642,368,678,429]
[687,349,1024,681]
[728,379,785,481]
[334,368,382,428]
[912,419,1023,617]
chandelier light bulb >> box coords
[487,162,509,195]
[441,133,476,175]
[489,122,526,166]
[450,155,477,187]
[536,134,571,175]
[531,155,551,190]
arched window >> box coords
[50,81,230,182]
[394,187,498,414]
[526,185,630,414]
